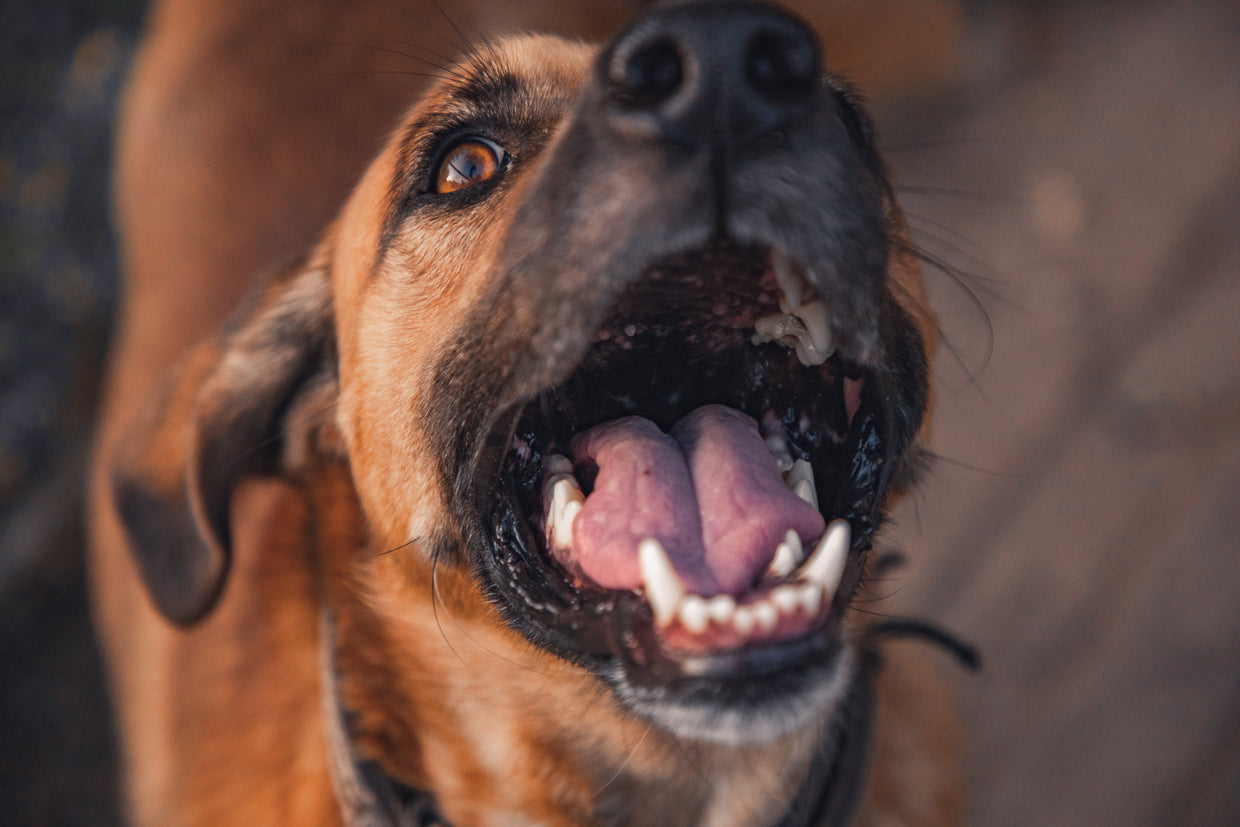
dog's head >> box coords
[114,0,931,760]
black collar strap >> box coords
[320,605,889,827]
[319,607,447,827]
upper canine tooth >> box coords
[792,299,833,357]
[639,538,685,626]
[768,529,804,577]
[786,459,818,510]
[801,519,850,594]
[771,248,804,310]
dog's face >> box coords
[113,0,933,809]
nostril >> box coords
[746,29,818,98]
[611,37,683,108]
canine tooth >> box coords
[639,539,684,625]
[733,606,756,635]
[768,530,804,577]
[793,299,833,357]
[753,601,779,632]
[772,249,804,310]
[800,583,824,615]
[549,477,584,549]
[772,585,801,614]
[786,460,818,510]
[801,519,850,594]
[680,596,710,634]
[708,595,736,623]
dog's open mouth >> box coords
[481,243,897,727]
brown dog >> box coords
[90,1,964,824]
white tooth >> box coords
[708,595,736,623]
[753,601,779,632]
[549,477,584,549]
[794,479,818,509]
[768,530,804,577]
[763,434,794,473]
[792,299,833,357]
[544,453,573,476]
[554,501,582,549]
[680,595,710,633]
[753,313,804,345]
[639,539,684,625]
[734,606,756,635]
[801,519,850,594]
[800,583,824,615]
[772,249,804,310]
[786,460,818,510]
[772,585,801,614]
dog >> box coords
[89,1,966,824]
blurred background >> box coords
[0,0,1236,824]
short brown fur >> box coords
[91,2,963,825]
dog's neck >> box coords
[318,592,876,827]
[303,462,875,827]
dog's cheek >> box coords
[335,225,510,554]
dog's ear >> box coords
[111,256,338,625]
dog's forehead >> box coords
[408,34,594,135]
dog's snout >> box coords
[604,2,819,148]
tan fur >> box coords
[91,2,962,825]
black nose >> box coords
[604,2,820,148]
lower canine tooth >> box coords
[639,539,684,625]
[549,477,584,549]
[801,519,850,594]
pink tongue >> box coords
[567,405,825,595]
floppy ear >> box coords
[111,255,338,625]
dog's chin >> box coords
[472,243,912,743]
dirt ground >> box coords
[1,1,1236,824]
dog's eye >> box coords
[434,138,507,194]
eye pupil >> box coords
[436,138,505,194]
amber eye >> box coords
[434,138,507,194]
